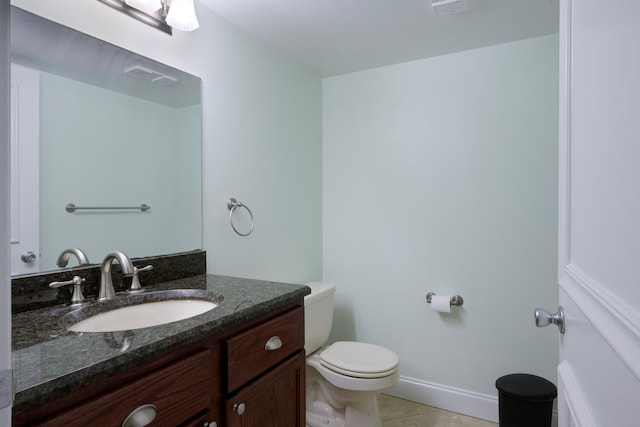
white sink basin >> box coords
[63,290,221,333]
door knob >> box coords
[21,251,37,263]
[534,306,565,334]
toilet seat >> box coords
[319,341,399,379]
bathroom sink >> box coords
[62,289,222,333]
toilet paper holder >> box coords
[426,292,464,307]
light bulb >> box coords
[166,0,200,31]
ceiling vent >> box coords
[431,0,468,16]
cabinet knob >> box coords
[265,336,283,351]
[122,404,157,427]
[233,403,246,415]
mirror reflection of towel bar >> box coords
[65,203,151,213]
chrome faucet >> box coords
[56,247,90,268]
[99,251,135,301]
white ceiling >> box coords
[197,0,559,77]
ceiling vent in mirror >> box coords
[124,65,178,85]
[151,74,178,86]
[431,0,468,16]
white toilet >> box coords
[304,282,399,427]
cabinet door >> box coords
[226,352,305,427]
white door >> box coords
[556,0,640,425]
[10,64,40,275]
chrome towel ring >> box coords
[227,198,254,237]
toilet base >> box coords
[306,395,382,427]
[306,364,385,427]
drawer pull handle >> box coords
[265,336,283,351]
[233,402,246,415]
[122,404,157,427]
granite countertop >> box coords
[12,274,310,412]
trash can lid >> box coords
[495,373,557,401]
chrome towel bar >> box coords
[65,203,151,213]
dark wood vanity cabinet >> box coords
[12,301,305,427]
[14,344,219,427]
[224,306,306,427]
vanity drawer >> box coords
[40,349,213,427]
[226,306,304,392]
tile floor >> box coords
[379,394,498,427]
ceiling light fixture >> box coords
[98,0,199,34]
[125,0,162,15]
[164,0,200,32]
[431,0,468,16]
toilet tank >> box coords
[304,282,336,355]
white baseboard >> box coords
[387,375,558,426]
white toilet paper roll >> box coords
[431,295,451,313]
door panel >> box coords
[558,290,639,427]
[567,0,640,304]
[558,0,640,425]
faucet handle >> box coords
[135,265,154,274]
[49,276,86,306]
[129,265,153,292]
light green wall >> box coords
[322,34,559,396]
[13,0,323,284]
[38,72,201,270]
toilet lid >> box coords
[320,342,399,378]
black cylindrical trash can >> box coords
[495,373,557,427]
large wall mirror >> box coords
[10,6,202,276]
